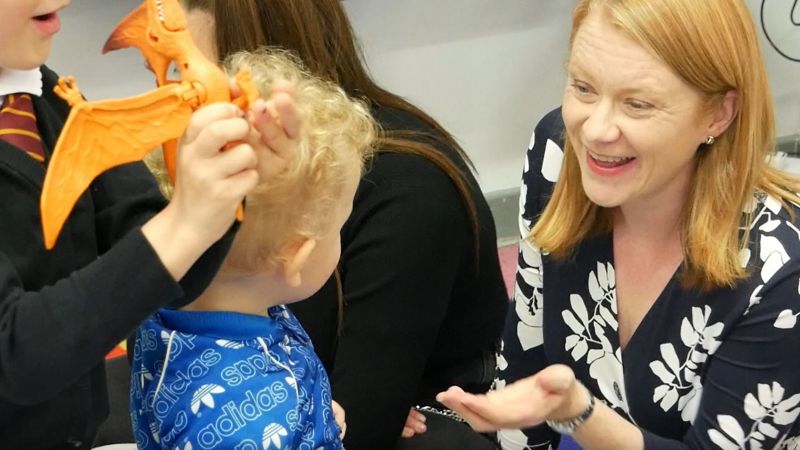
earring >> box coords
[705,135,716,145]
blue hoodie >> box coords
[130,305,343,450]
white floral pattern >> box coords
[649,306,723,423]
[515,239,545,352]
[562,262,631,416]
[779,434,800,450]
[708,383,800,450]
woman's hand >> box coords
[436,364,586,432]
[400,408,427,438]
[246,80,302,182]
[332,400,347,439]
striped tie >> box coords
[0,94,45,162]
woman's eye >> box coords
[627,99,652,111]
[572,83,591,95]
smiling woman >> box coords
[434,1,800,450]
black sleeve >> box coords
[0,164,234,407]
[0,228,181,405]
[91,162,237,305]
[333,153,470,450]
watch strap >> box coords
[545,384,596,435]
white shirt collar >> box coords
[0,68,44,102]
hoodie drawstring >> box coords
[257,336,300,412]
[152,330,177,405]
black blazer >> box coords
[0,66,231,449]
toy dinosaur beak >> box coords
[102,3,147,54]
[102,2,172,86]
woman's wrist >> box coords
[545,381,596,436]
[547,380,592,422]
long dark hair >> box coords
[184,0,481,248]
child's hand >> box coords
[247,80,302,181]
[332,400,347,439]
[401,408,427,438]
[142,102,259,279]
[172,102,259,236]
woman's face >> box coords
[562,9,713,211]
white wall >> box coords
[49,0,150,99]
[749,0,800,138]
[342,1,572,192]
[46,0,800,193]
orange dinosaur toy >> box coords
[39,0,258,249]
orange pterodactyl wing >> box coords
[40,77,195,249]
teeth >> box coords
[591,152,631,163]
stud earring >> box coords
[705,135,716,145]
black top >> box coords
[0,66,231,449]
[498,108,800,450]
[290,106,508,450]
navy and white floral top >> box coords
[497,108,800,450]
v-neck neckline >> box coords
[606,233,684,357]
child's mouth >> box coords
[33,12,61,35]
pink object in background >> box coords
[497,243,518,299]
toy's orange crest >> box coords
[40,0,258,249]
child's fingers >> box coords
[272,91,301,140]
[221,166,260,204]
[253,99,299,161]
[203,144,259,207]
[183,103,245,146]
[409,409,427,426]
[186,117,251,160]
[401,408,427,437]
[228,77,242,98]
[207,142,259,179]
[249,98,270,132]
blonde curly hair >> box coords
[213,47,375,274]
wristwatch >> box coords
[545,384,596,435]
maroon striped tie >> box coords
[0,94,46,162]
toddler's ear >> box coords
[281,238,317,287]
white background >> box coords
[48,0,800,193]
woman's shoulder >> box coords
[371,105,471,168]
[344,106,494,247]
[747,194,800,253]
[521,107,565,224]
[360,106,481,201]
[741,193,800,294]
